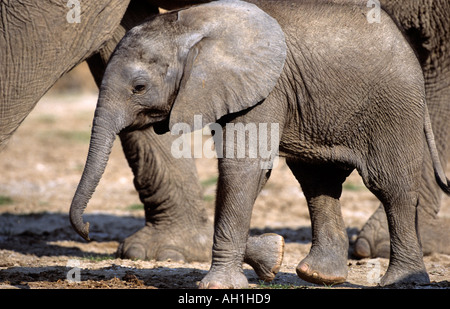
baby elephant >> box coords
[69,0,450,288]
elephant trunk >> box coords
[70,104,126,241]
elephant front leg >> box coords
[287,160,351,285]
[199,158,271,289]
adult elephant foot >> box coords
[354,205,450,258]
[295,244,348,285]
[353,205,390,259]
[117,222,212,262]
[419,217,450,256]
[118,127,214,262]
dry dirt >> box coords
[0,64,449,290]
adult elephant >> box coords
[0,0,283,280]
[353,0,450,258]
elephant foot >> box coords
[354,205,390,259]
[355,206,450,258]
[117,223,212,262]
[244,233,285,282]
[199,267,248,289]
[296,260,347,286]
[380,263,429,287]
[296,246,348,285]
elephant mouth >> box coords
[153,118,170,135]
[122,109,169,133]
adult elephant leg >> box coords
[354,75,450,258]
[117,127,213,262]
[287,160,351,285]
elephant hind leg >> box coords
[287,160,352,285]
[354,143,449,259]
[374,191,429,286]
[359,156,430,286]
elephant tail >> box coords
[424,105,450,195]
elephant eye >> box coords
[132,84,146,94]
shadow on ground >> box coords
[2,212,449,289]
[0,212,361,258]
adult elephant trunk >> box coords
[70,102,127,241]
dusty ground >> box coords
[0,64,449,290]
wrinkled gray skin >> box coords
[2,0,448,286]
[0,0,128,145]
[112,0,450,264]
[69,0,450,288]
[109,0,450,266]
[0,0,283,282]
[353,0,450,259]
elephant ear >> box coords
[169,0,286,130]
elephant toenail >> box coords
[299,263,310,272]
[157,249,186,262]
[125,244,146,260]
[354,237,371,258]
